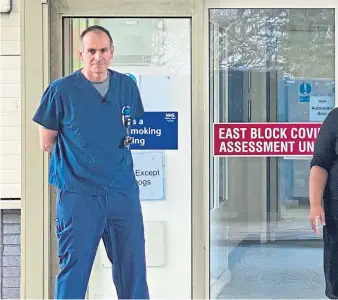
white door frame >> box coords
[20,0,207,299]
[49,9,205,300]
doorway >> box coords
[208,7,336,299]
[22,1,204,299]
[51,15,193,299]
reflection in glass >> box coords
[209,8,335,299]
[63,18,191,75]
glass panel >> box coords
[209,8,335,299]
[62,17,192,299]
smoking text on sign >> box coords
[129,112,178,150]
[213,123,322,157]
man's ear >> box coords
[78,47,84,61]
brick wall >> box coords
[0,210,20,299]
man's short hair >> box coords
[79,25,114,48]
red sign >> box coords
[213,122,322,157]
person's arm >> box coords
[32,84,62,152]
[309,109,337,233]
[309,166,328,233]
[309,166,328,207]
[38,126,58,152]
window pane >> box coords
[209,8,335,299]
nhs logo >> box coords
[164,112,177,122]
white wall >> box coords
[86,18,192,299]
[0,1,21,298]
[0,0,21,199]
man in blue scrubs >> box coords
[32,25,149,299]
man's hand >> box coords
[309,205,326,235]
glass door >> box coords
[58,16,192,299]
[209,6,336,299]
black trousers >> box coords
[324,222,338,299]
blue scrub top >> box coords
[32,69,144,195]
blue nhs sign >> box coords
[129,112,178,150]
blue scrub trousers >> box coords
[54,186,149,299]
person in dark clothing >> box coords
[310,107,338,299]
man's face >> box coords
[79,30,114,74]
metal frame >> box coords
[20,0,50,297]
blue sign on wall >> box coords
[130,112,178,150]
[299,82,312,102]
